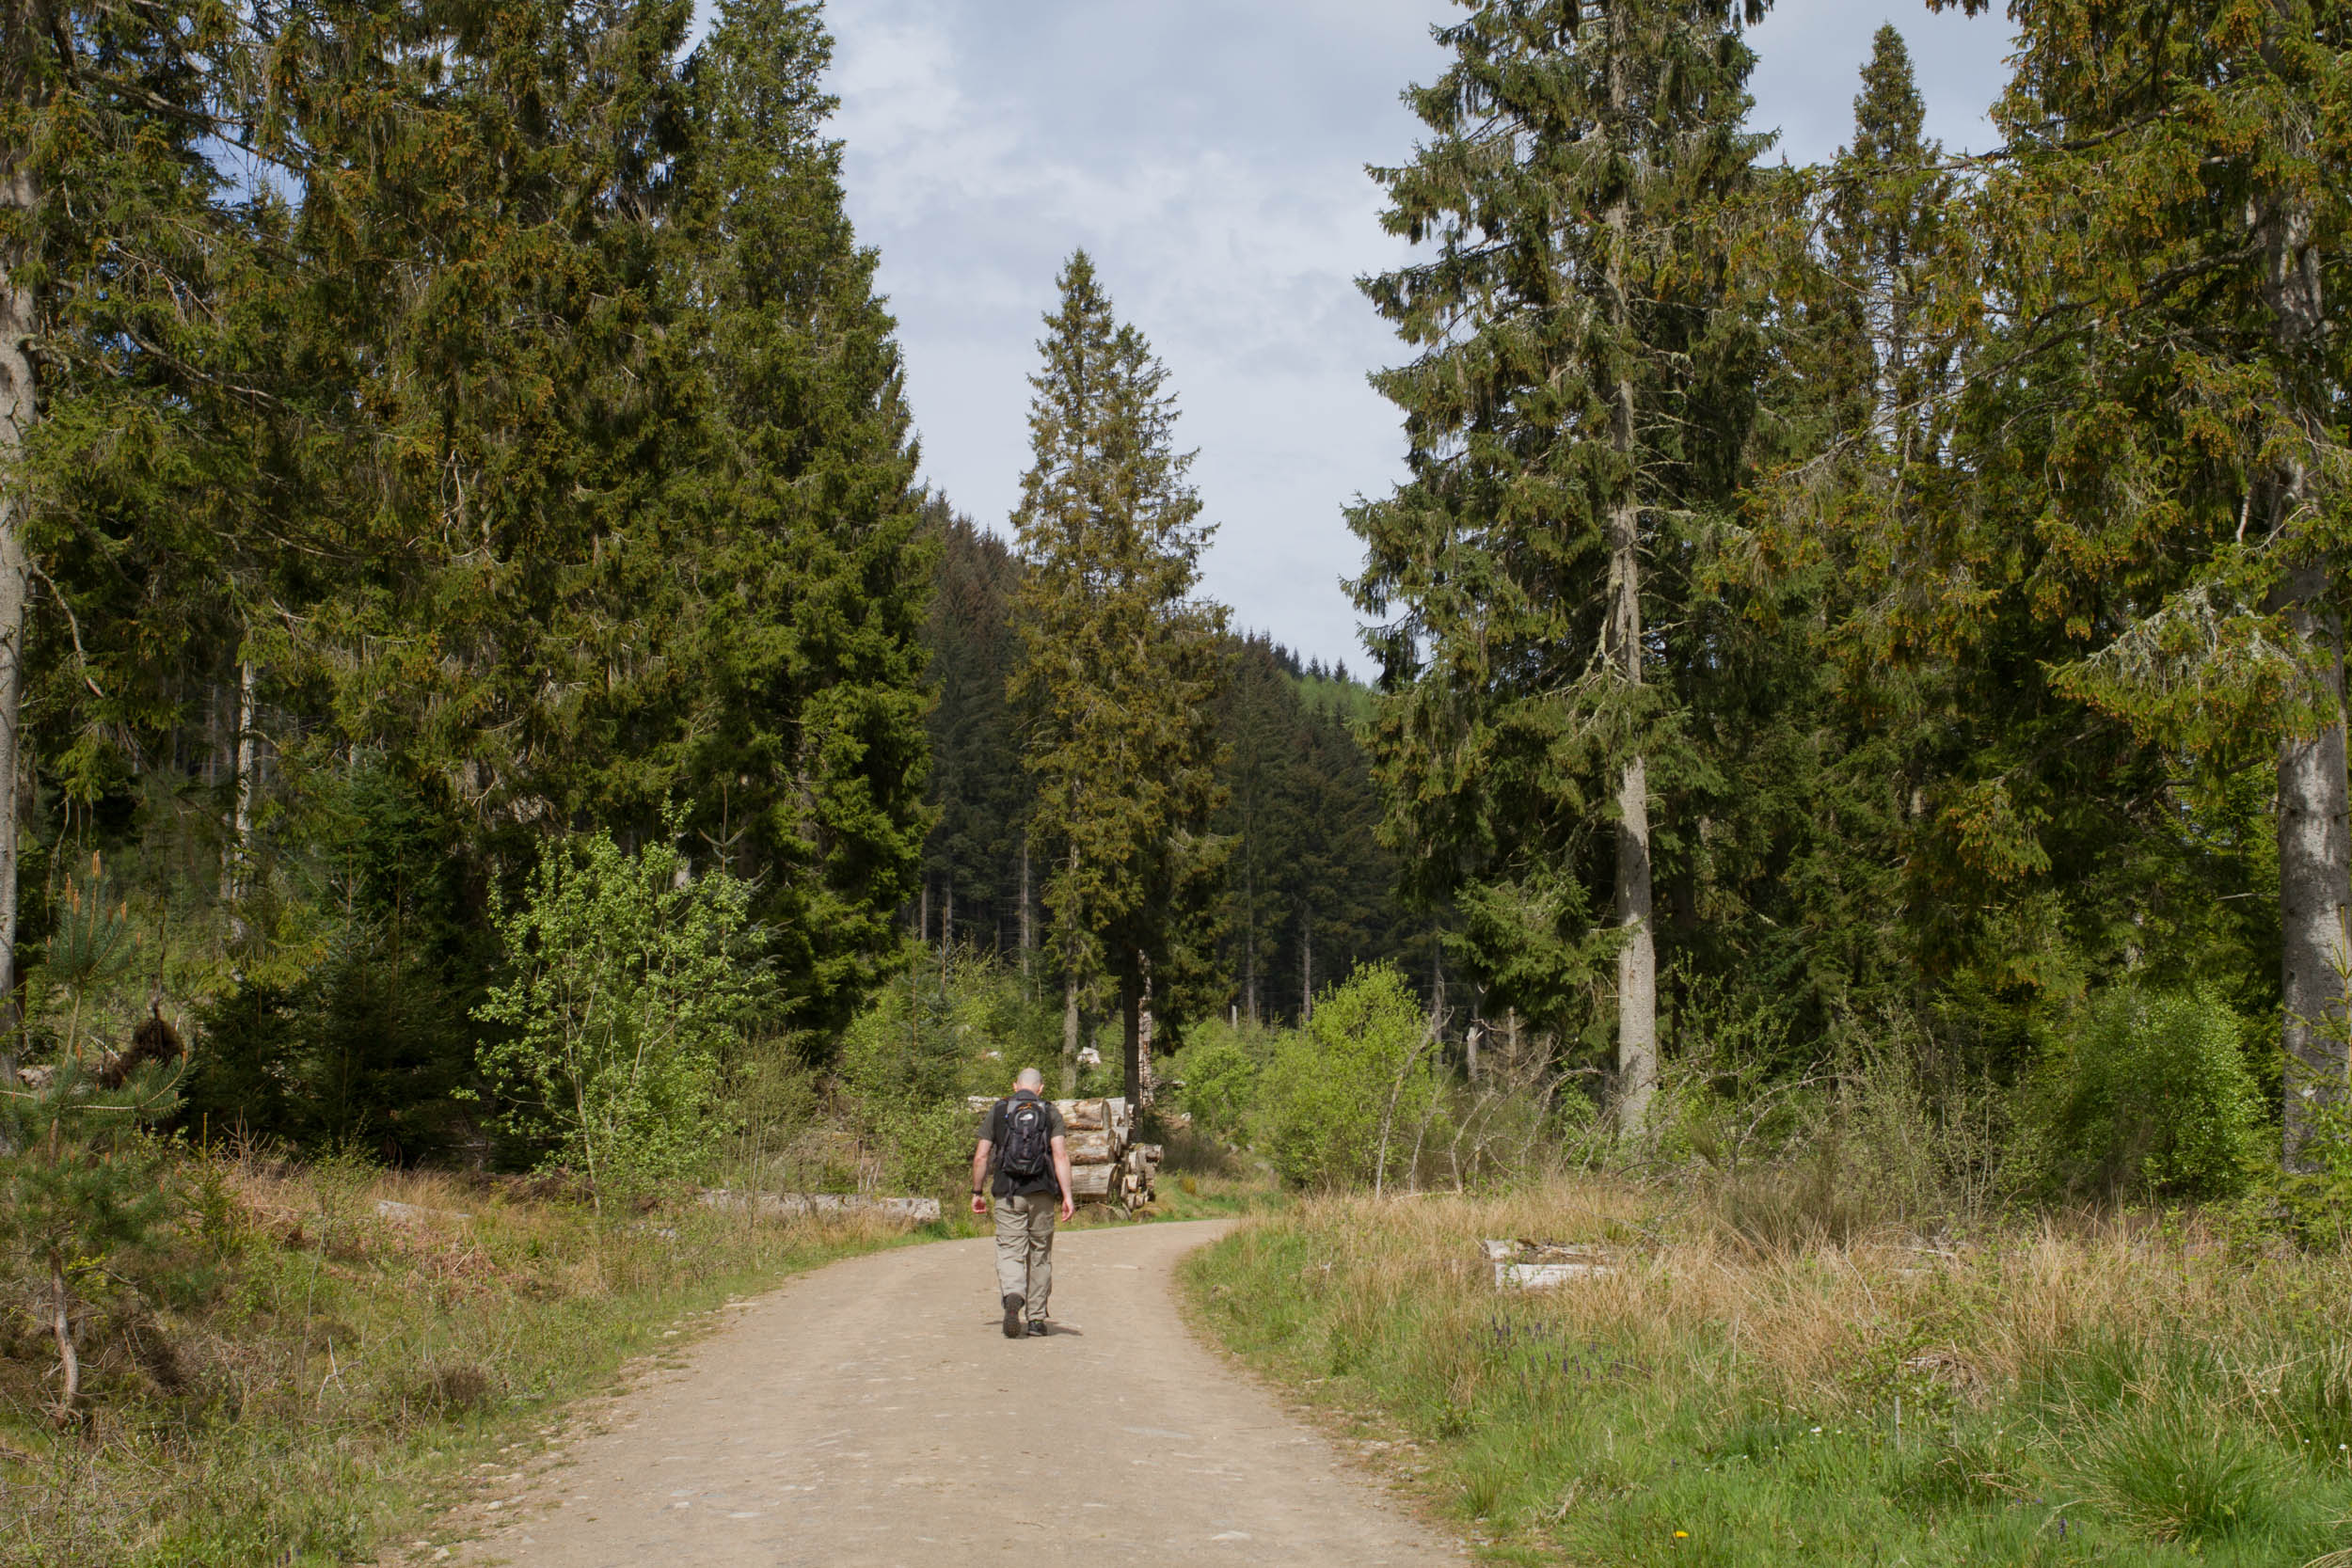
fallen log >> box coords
[699,1191,942,1225]
[1479,1238,1613,1288]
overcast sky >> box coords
[820,2,2018,671]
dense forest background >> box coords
[0,0,2340,1225]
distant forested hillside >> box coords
[914,505,1435,1027]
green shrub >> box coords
[0,1056,180,1423]
[1260,962,1433,1189]
[472,825,759,1199]
[2024,985,2263,1199]
[1172,1020,1264,1145]
[834,949,1060,1196]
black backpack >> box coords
[997,1094,1055,1182]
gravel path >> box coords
[451,1218,1461,1568]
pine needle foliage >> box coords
[1349,0,1772,1124]
[1010,252,1227,1100]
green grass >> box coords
[1184,1187,2352,1566]
[0,1156,961,1566]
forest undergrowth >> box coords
[0,1152,954,1567]
[1187,1181,2352,1567]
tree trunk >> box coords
[1120,978,1141,1106]
[918,877,930,946]
[1613,754,1658,1131]
[1061,972,1080,1097]
[1601,19,1657,1136]
[1299,907,1313,1025]
[2260,154,2344,1169]
[2276,571,2348,1170]
[230,655,260,869]
[1136,951,1154,1108]
[942,879,954,966]
[0,167,33,1054]
[1243,866,1258,1024]
[1019,834,1032,985]
[47,1253,76,1427]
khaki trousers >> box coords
[992,1191,1056,1317]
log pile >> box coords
[968,1095,1163,1208]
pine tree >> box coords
[1216,638,1297,1022]
[669,0,932,1037]
[1351,0,1772,1130]
[920,501,1031,957]
[0,0,252,1034]
[1011,252,1226,1102]
[1933,0,2351,1162]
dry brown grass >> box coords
[1190,1176,2352,1563]
[1262,1178,2352,1418]
[0,1148,942,1566]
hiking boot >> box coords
[1001,1293,1025,1338]
[1025,1319,1049,1338]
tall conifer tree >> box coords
[1935,0,2351,1161]
[1351,0,1770,1130]
[1,0,246,1024]
[672,0,932,1036]
[1011,253,1225,1101]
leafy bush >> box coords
[834,949,1060,1196]
[2024,985,2263,1199]
[1260,963,1433,1189]
[1171,1020,1264,1145]
[473,827,759,1200]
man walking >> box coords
[971,1068,1075,1338]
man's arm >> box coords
[970,1138,993,1216]
[1050,1134,1075,1221]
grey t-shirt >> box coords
[984,1094,1067,1197]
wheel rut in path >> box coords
[453,1218,1463,1567]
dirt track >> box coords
[449,1218,1462,1568]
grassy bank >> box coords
[0,1153,959,1566]
[1185,1184,2352,1566]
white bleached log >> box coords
[1481,1238,1613,1288]
[699,1191,941,1225]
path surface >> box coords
[452,1219,1461,1568]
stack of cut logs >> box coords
[969,1095,1163,1208]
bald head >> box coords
[1015,1067,1045,1093]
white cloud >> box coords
[808,1,2016,669]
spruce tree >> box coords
[921,501,1030,956]
[0,0,248,1030]
[1216,638,1298,1022]
[1933,0,2351,1162]
[671,0,932,1037]
[1011,252,1226,1102]
[1351,0,1771,1130]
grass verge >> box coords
[0,1152,962,1566]
[1184,1183,2352,1566]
